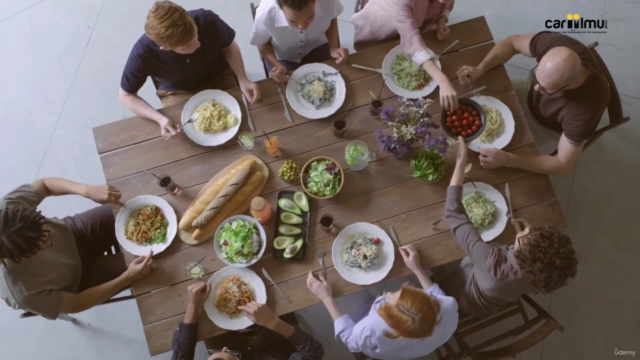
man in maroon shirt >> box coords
[458,32,609,176]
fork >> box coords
[183,112,199,126]
[317,249,326,278]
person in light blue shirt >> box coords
[307,244,459,360]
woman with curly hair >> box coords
[433,136,578,318]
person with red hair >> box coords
[307,245,458,359]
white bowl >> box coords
[115,195,177,256]
[213,215,266,267]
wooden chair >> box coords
[250,2,271,79]
[435,295,563,360]
[20,244,134,323]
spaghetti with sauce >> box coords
[215,276,255,317]
[124,205,168,245]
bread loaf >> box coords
[192,172,263,241]
[192,166,251,228]
[178,158,255,230]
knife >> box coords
[389,226,401,248]
[241,94,255,131]
[505,182,515,224]
[277,86,293,122]
[262,268,292,303]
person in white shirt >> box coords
[307,244,459,360]
[250,0,349,82]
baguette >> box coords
[178,158,255,230]
[192,171,264,241]
[192,166,251,228]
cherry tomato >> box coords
[475,120,482,126]
[462,119,469,126]
[452,115,458,121]
[472,110,478,116]
[447,111,452,116]
[374,238,381,245]
[451,128,459,134]
[472,125,479,132]
[454,121,461,127]
[456,110,463,116]
[461,130,468,137]
[465,112,472,118]
[447,122,454,129]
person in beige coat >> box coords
[434,136,578,318]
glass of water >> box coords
[237,132,255,150]
[345,140,377,171]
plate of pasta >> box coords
[115,195,178,256]
[181,89,242,146]
[468,96,515,152]
[382,45,441,99]
[204,266,266,330]
[286,63,346,120]
[461,182,508,241]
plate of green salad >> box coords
[382,45,441,99]
[462,182,508,241]
[300,156,344,199]
[214,215,266,267]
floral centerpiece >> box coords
[375,98,449,159]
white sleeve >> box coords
[250,14,271,46]
[412,48,436,67]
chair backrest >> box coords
[440,295,564,360]
[249,2,271,79]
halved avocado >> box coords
[283,239,304,258]
[277,198,301,215]
[273,236,295,250]
[293,191,309,212]
[278,224,302,236]
[281,212,303,225]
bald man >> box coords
[457,32,609,176]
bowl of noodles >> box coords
[204,266,266,330]
[181,89,242,147]
[115,195,178,256]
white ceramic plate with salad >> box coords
[286,63,346,120]
[462,182,508,242]
[213,215,266,267]
[468,96,515,152]
[181,89,242,147]
[382,45,441,99]
[332,222,395,285]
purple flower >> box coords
[380,108,393,123]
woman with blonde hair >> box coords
[307,245,458,360]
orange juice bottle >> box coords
[265,137,280,157]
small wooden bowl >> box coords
[300,156,345,200]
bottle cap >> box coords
[251,197,266,211]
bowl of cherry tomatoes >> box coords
[441,98,486,142]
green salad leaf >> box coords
[305,160,341,197]
[218,220,258,263]
[462,191,497,229]
[150,219,169,245]
[411,150,447,182]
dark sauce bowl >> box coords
[440,98,487,142]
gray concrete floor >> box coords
[0,0,638,359]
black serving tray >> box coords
[272,190,310,261]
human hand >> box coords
[270,66,289,83]
[238,301,279,329]
[439,79,458,111]
[455,135,468,164]
[330,47,349,65]
[399,245,422,273]
[158,116,179,139]
[479,148,510,169]
[85,185,124,206]
[436,17,451,41]
[239,79,261,104]
[187,282,211,308]
[307,271,332,302]
[125,253,154,283]
[457,65,483,85]
[514,219,532,234]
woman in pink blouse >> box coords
[352,0,458,110]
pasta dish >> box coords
[298,74,335,109]
[342,232,380,270]
[392,54,431,91]
[462,191,497,229]
[215,276,254,317]
[477,105,503,143]
[194,99,238,134]
[125,205,169,245]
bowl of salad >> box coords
[300,156,344,199]
[213,215,266,267]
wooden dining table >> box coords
[92,16,566,356]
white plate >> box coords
[115,195,177,256]
[468,96,516,152]
[213,215,267,267]
[204,266,267,331]
[332,222,395,285]
[462,182,508,242]
[180,89,242,146]
[382,45,441,99]
[286,63,346,120]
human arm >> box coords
[325,19,349,64]
[399,244,434,291]
[423,60,458,110]
[479,134,582,176]
[457,34,534,83]
[221,41,261,103]
[238,302,325,360]
[30,178,124,206]
[450,135,467,186]
[118,88,178,138]
[58,254,153,314]
[171,282,212,360]
[257,42,289,82]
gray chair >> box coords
[250,2,271,79]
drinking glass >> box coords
[345,140,377,171]
[158,174,180,194]
[237,132,255,150]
